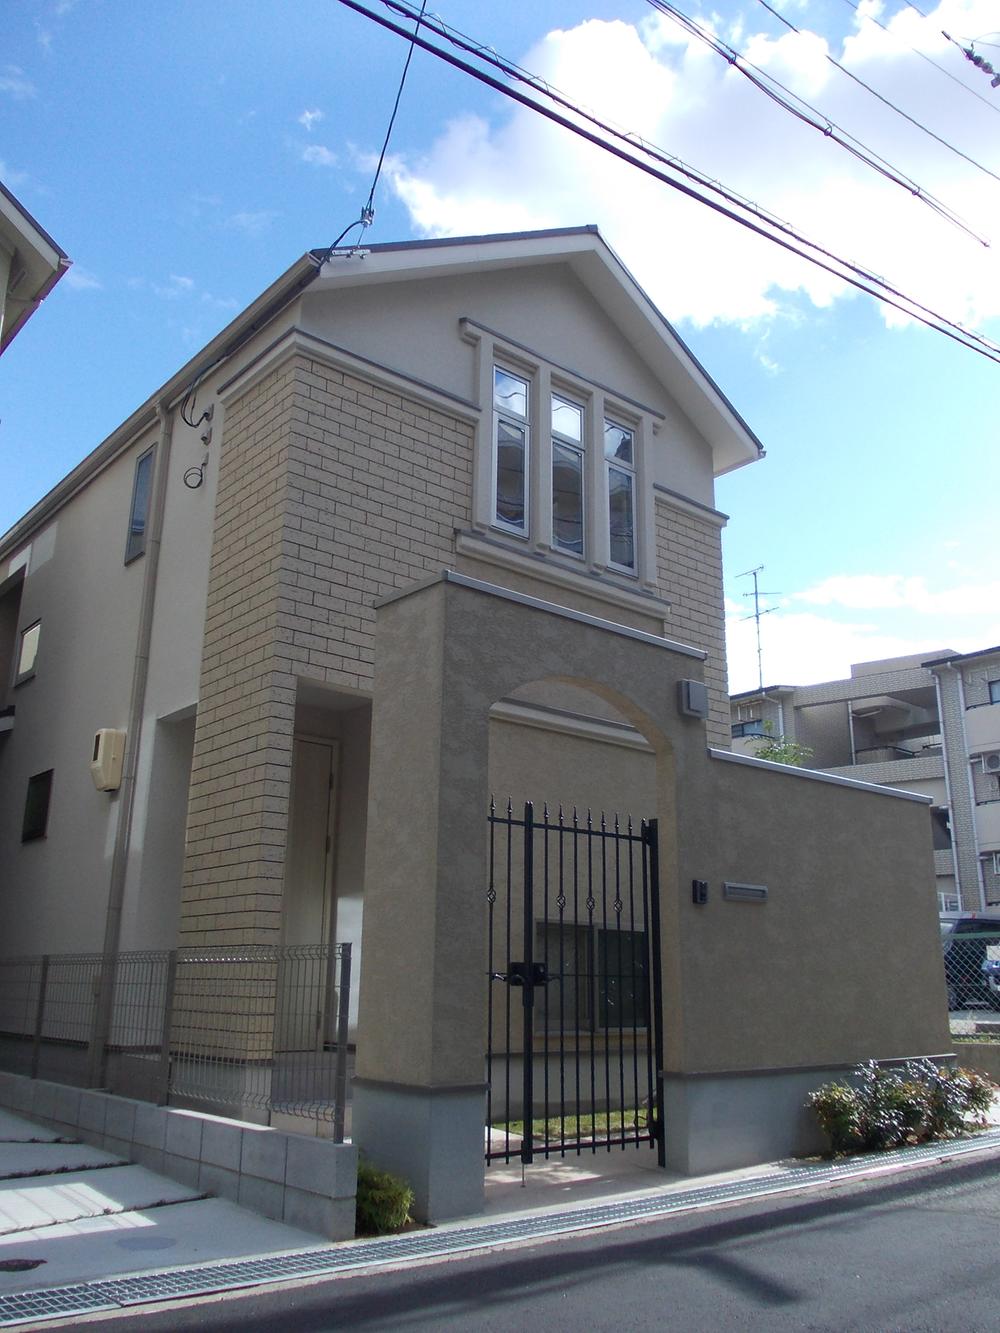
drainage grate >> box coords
[2,1129,1000,1328]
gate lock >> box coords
[506,961,549,988]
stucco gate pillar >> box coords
[352,571,707,1221]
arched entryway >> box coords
[352,571,708,1221]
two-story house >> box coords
[0,227,951,1219]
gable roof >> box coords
[2,226,762,555]
[312,226,764,476]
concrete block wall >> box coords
[0,1071,357,1240]
[654,493,729,748]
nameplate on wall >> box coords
[723,882,768,903]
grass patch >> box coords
[494,1108,646,1139]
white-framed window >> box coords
[125,446,156,564]
[551,393,585,556]
[605,418,636,572]
[472,330,654,588]
[492,366,530,534]
[990,679,1000,705]
[15,621,40,685]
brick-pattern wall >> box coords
[179,355,473,950]
[964,662,1000,708]
[654,497,729,749]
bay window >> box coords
[476,337,651,588]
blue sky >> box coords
[2,0,998,690]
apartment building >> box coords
[731,646,1000,911]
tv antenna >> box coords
[738,566,779,692]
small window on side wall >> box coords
[22,769,53,842]
[16,621,40,684]
[990,679,1000,705]
[125,447,156,564]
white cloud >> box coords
[62,267,101,291]
[152,274,195,299]
[299,108,323,132]
[0,65,36,99]
[0,159,28,188]
[301,144,338,167]
[227,209,279,236]
[726,567,1000,691]
[383,4,1000,329]
[794,574,1000,615]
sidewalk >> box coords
[4,1107,1000,1329]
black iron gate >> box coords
[486,800,665,1166]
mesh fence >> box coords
[942,921,1000,1037]
[0,943,352,1137]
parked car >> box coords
[940,914,1000,1010]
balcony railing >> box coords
[853,745,916,764]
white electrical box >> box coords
[90,728,126,791]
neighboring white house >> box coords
[0,181,70,355]
[731,646,1000,911]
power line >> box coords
[338,0,1000,368]
[644,0,989,246]
[319,0,427,261]
[755,0,1000,188]
[840,0,1000,119]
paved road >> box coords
[73,1152,1000,1332]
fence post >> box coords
[30,955,50,1081]
[332,943,352,1144]
[643,818,666,1169]
[521,801,535,1166]
[156,950,178,1106]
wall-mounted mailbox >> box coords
[90,728,126,791]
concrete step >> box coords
[0,1164,203,1235]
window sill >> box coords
[456,529,669,622]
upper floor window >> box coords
[990,679,1000,704]
[15,621,40,685]
[551,394,584,556]
[488,360,645,580]
[492,367,529,533]
[605,419,636,572]
[125,446,155,564]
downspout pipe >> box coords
[87,399,175,1088]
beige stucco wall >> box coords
[358,576,949,1095]
[670,755,950,1072]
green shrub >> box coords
[808,1060,997,1157]
[355,1158,415,1236]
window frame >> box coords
[22,769,54,842]
[989,679,1000,705]
[14,620,41,686]
[604,416,637,574]
[124,445,156,565]
[468,324,658,591]
[491,365,531,537]
[550,390,586,559]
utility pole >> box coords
[738,566,778,693]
